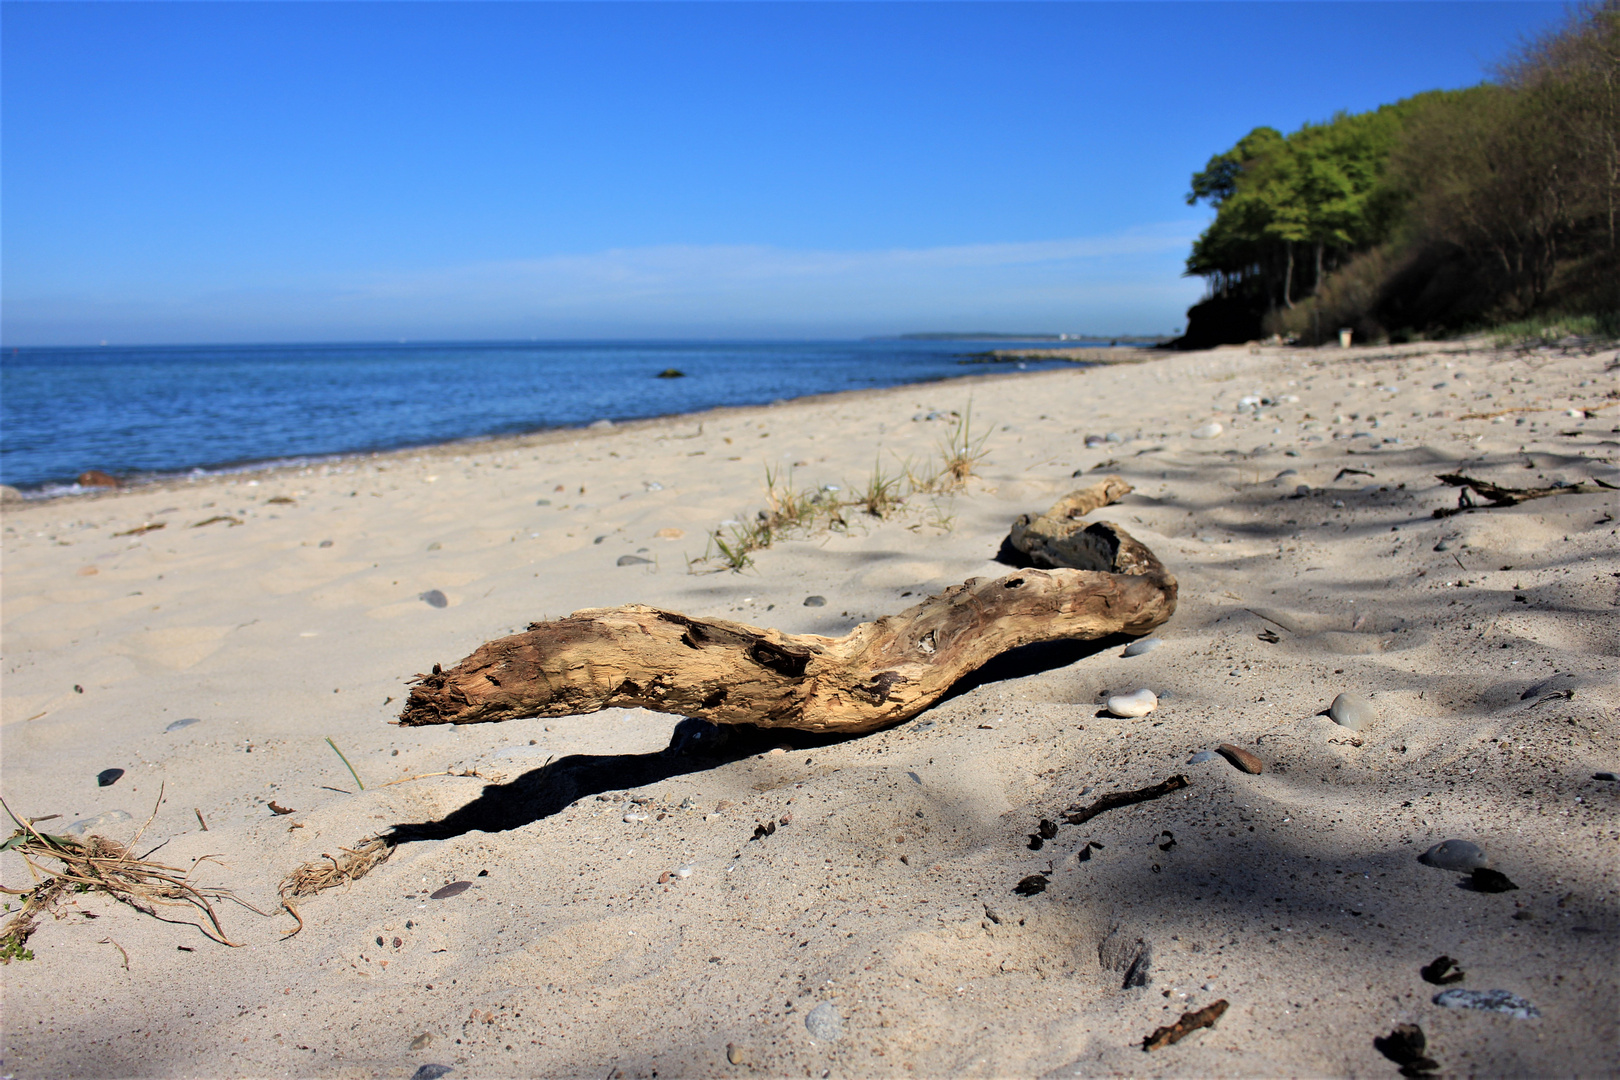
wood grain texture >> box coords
[399,479,1175,734]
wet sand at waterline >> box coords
[2,339,1616,1077]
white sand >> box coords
[2,339,1616,1077]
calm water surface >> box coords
[0,339,1089,492]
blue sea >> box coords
[0,338,1096,493]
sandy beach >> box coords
[2,339,1616,1078]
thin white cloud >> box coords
[3,225,1205,343]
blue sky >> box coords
[2,1,1570,345]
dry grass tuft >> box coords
[0,790,268,952]
[278,835,394,937]
[700,404,991,571]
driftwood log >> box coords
[398,478,1176,735]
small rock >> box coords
[1327,692,1376,731]
[803,595,827,607]
[1418,839,1488,871]
[411,1066,454,1080]
[617,554,653,566]
[426,542,442,551]
[419,589,448,608]
[536,498,551,506]
[1084,434,1106,448]
[410,1033,434,1051]
[1188,750,1218,764]
[655,527,684,540]
[1595,772,1618,782]
[1190,422,1223,440]
[77,469,120,488]
[1433,539,1452,551]
[1420,955,1466,985]
[0,485,24,503]
[726,1043,752,1066]
[1014,874,1050,896]
[804,1001,843,1042]
[1433,988,1540,1019]
[1105,689,1157,718]
[63,809,132,836]
[1216,744,1263,774]
[589,418,614,429]
[658,871,673,884]
[1122,637,1161,657]
[624,813,650,824]
[429,881,471,899]
[97,768,124,787]
[676,864,694,879]
[164,717,201,732]
[656,368,686,378]
[1374,1024,1439,1075]
[318,539,333,548]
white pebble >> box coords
[1190,422,1224,440]
[1105,689,1158,718]
[675,865,694,879]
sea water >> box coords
[0,338,1088,492]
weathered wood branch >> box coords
[399,478,1176,735]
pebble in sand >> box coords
[1105,689,1157,718]
[805,1001,843,1041]
[1122,637,1161,657]
[1418,839,1489,871]
[1328,692,1376,730]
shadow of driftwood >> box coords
[390,634,1128,843]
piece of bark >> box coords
[1143,999,1229,1051]
[399,480,1177,734]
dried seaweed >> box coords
[0,792,267,950]
[277,835,395,937]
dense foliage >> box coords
[1177,2,1619,347]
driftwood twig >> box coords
[1063,775,1190,826]
[1433,473,1616,517]
[1144,999,1230,1051]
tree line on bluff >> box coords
[1174,2,1619,349]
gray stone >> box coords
[1328,692,1376,731]
[803,595,826,607]
[1595,772,1618,782]
[411,1066,454,1080]
[164,717,201,732]
[804,1001,843,1041]
[63,810,132,836]
[420,589,448,608]
[1105,689,1157,718]
[588,418,613,430]
[1122,637,1161,657]
[615,555,653,566]
[1433,988,1540,1019]
[0,485,24,503]
[1188,750,1218,764]
[1419,839,1489,871]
